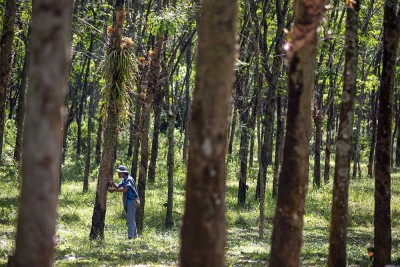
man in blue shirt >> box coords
[108,165,139,239]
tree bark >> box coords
[89,0,126,240]
[136,37,164,233]
[13,27,30,162]
[12,1,73,266]
[269,0,323,265]
[328,1,360,265]
[374,1,400,266]
[165,109,175,228]
[179,0,237,265]
[0,0,17,164]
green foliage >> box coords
[99,38,137,125]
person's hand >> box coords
[108,188,115,193]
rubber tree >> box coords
[179,0,238,265]
[12,0,73,266]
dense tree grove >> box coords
[0,0,399,265]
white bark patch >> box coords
[202,138,213,157]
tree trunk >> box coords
[396,107,400,166]
[12,1,73,266]
[148,60,165,183]
[83,84,99,193]
[272,95,285,198]
[77,41,93,157]
[179,0,237,264]
[374,2,400,266]
[165,109,175,228]
[182,43,192,162]
[136,37,164,233]
[227,107,237,157]
[269,0,323,265]
[328,1,360,265]
[89,0,126,240]
[14,28,30,162]
[0,0,17,164]
[130,90,141,179]
[95,120,102,165]
[368,91,378,176]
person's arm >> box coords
[109,187,128,193]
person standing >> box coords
[108,165,140,239]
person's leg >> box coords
[126,203,134,239]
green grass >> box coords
[1,153,400,266]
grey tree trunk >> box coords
[179,0,237,265]
[269,0,323,264]
[328,1,360,265]
[12,1,73,266]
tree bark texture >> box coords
[374,1,400,266]
[136,37,164,233]
[328,1,360,266]
[269,0,323,265]
[0,0,17,164]
[12,1,73,266]
[148,72,165,183]
[14,31,30,162]
[165,110,175,228]
[179,0,237,265]
[89,0,126,240]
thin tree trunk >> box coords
[148,58,165,183]
[179,0,237,264]
[12,1,73,265]
[83,84,99,193]
[136,37,164,233]
[0,0,17,164]
[374,2,400,266]
[269,0,323,265]
[368,91,378,176]
[182,43,192,162]
[227,107,237,157]
[14,29,30,162]
[165,108,175,228]
[272,95,285,198]
[328,1,360,265]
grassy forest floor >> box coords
[0,159,400,266]
[1,152,400,266]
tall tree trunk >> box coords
[83,84,99,193]
[77,40,93,157]
[12,1,73,266]
[396,105,400,166]
[269,0,323,265]
[148,58,165,183]
[182,43,192,162]
[136,37,164,233]
[272,95,285,198]
[227,107,237,157]
[179,0,237,264]
[14,29,30,162]
[130,89,141,179]
[374,2,400,266]
[368,91,378,176]
[0,0,17,164]
[165,108,175,228]
[328,1,360,265]
[89,0,126,240]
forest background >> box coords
[0,0,399,266]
